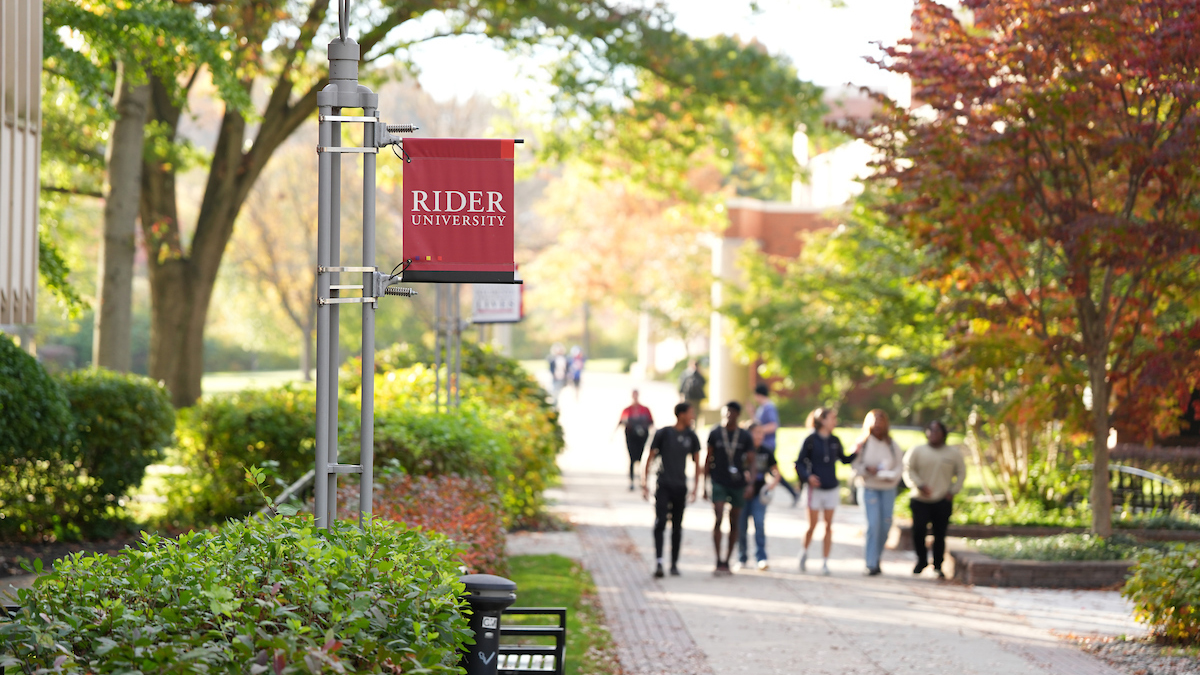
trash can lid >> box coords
[460,573,517,593]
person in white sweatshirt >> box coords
[851,409,904,576]
[902,420,967,578]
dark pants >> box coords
[766,448,798,499]
[654,484,688,564]
[626,437,646,483]
[911,497,953,570]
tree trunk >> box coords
[1089,363,1114,536]
[93,62,149,372]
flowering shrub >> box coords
[1124,544,1200,643]
[0,515,471,673]
[341,474,507,575]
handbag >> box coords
[759,487,774,506]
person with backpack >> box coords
[851,409,904,576]
[796,406,855,575]
[678,360,706,414]
[643,402,702,578]
[903,420,966,579]
[616,389,655,491]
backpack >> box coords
[681,372,705,400]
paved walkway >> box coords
[518,370,1139,675]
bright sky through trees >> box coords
[408,0,913,103]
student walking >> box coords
[568,346,585,400]
[796,407,854,575]
[903,420,966,579]
[737,422,781,570]
[679,360,707,414]
[851,409,904,576]
[703,401,754,575]
[616,390,655,491]
[753,383,799,506]
[547,344,569,405]
[643,402,702,578]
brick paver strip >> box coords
[578,523,715,675]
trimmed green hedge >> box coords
[165,345,562,529]
[57,369,175,530]
[1,337,173,541]
[0,515,471,672]
[374,363,563,526]
[0,335,76,541]
[163,386,357,527]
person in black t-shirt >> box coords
[643,402,701,579]
[703,401,754,575]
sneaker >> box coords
[757,560,769,571]
[715,561,732,576]
[821,561,830,576]
[732,561,745,572]
[670,565,681,577]
[629,482,635,492]
[866,567,881,576]
[654,563,664,579]
[913,562,927,575]
[799,553,808,572]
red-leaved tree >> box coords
[867,0,1200,535]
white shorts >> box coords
[806,486,840,511]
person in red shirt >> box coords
[616,389,655,491]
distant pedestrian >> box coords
[753,383,799,507]
[616,389,655,491]
[796,406,854,575]
[851,409,904,576]
[547,344,568,405]
[703,401,754,575]
[643,402,701,579]
[737,422,781,570]
[678,359,707,414]
[903,420,966,579]
[568,346,585,400]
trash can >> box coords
[459,573,517,675]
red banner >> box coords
[402,138,517,283]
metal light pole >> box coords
[313,0,417,529]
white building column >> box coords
[708,236,751,418]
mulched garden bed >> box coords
[1074,635,1200,675]
[0,538,136,577]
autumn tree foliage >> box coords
[867,0,1200,535]
[116,0,828,407]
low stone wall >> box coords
[889,522,1200,550]
[950,550,1134,589]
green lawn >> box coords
[506,554,621,675]
[201,369,314,395]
